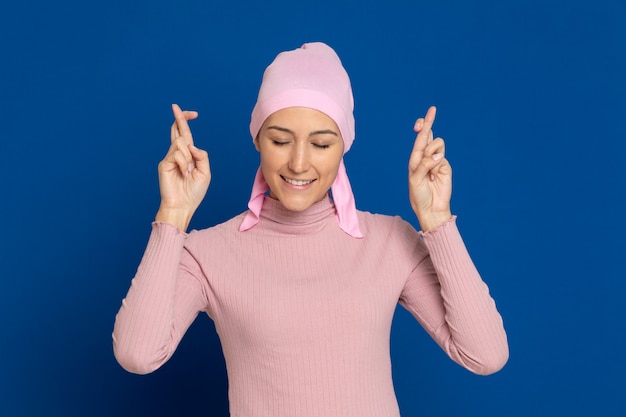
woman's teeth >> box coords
[283,177,314,186]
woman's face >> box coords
[255,107,344,212]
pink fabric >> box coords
[240,42,363,237]
[238,166,268,232]
[113,198,509,416]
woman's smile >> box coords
[281,176,317,187]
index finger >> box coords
[419,106,437,136]
[411,106,437,153]
[171,103,194,144]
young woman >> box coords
[113,42,508,417]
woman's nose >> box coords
[288,144,310,173]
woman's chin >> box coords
[272,191,328,212]
[277,198,314,212]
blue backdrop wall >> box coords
[1,0,625,416]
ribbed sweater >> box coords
[113,196,508,417]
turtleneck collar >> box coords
[257,194,336,235]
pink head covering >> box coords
[239,42,363,238]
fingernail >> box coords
[430,174,435,181]
[433,153,443,161]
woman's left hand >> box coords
[408,106,453,231]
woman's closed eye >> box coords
[312,143,331,149]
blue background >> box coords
[1,0,625,416]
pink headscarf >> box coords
[239,42,363,238]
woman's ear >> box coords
[254,134,261,152]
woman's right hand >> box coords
[155,104,211,232]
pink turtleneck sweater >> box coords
[113,196,508,417]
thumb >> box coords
[189,144,210,175]
[411,153,442,184]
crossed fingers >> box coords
[169,104,198,176]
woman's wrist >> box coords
[155,206,194,232]
[416,210,452,232]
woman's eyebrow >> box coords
[266,125,294,134]
[309,129,338,137]
[266,126,338,137]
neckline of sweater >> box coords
[258,195,336,234]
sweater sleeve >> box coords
[112,222,209,375]
[398,217,509,375]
